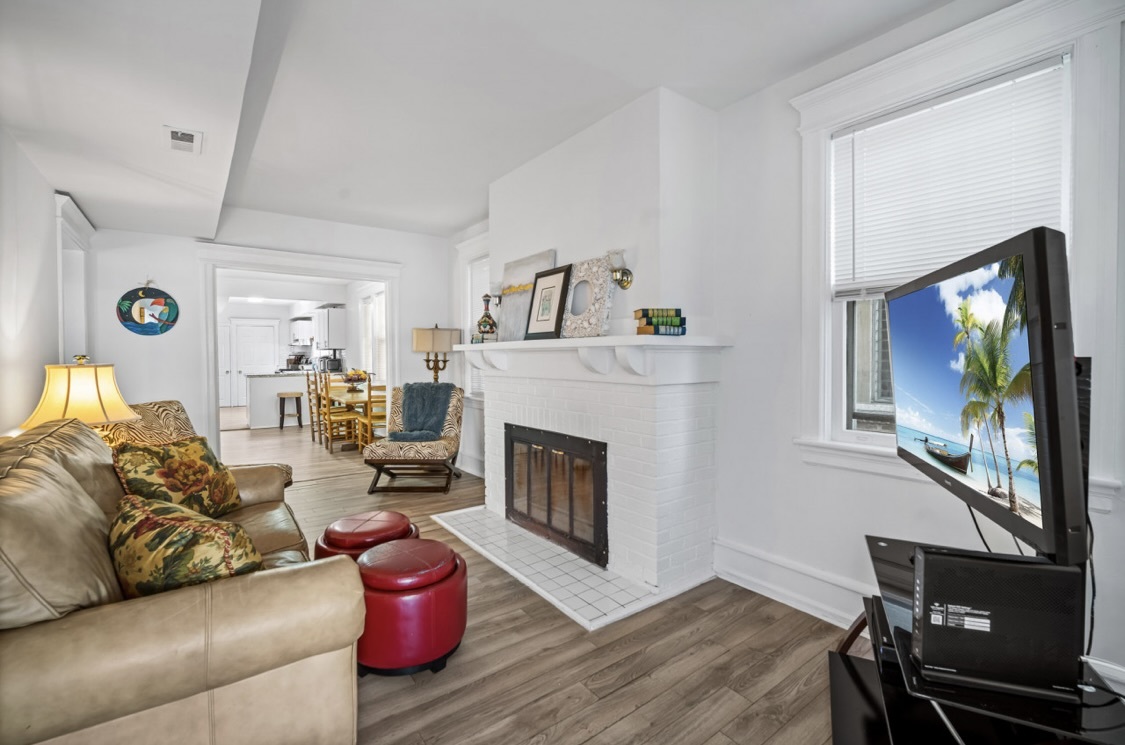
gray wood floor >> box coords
[221,427,844,745]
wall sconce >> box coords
[489,282,503,306]
[21,358,140,429]
[608,250,633,290]
[412,325,462,383]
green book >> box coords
[637,317,686,327]
[634,308,682,319]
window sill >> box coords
[795,437,1120,514]
[793,437,929,484]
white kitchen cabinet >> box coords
[313,308,346,349]
[289,318,313,345]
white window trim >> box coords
[454,227,490,399]
[790,0,1122,513]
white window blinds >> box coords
[467,255,490,395]
[830,55,1070,299]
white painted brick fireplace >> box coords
[461,336,731,594]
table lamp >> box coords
[412,325,461,383]
[20,359,140,429]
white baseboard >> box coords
[457,452,484,478]
[713,537,876,630]
[1086,657,1125,690]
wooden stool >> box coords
[278,392,303,429]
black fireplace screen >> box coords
[505,424,607,567]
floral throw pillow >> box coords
[109,495,262,598]
[113,436,241,518]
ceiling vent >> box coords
[163,126,203,155]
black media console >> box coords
[828,535,1125,744]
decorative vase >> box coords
[477,294,498,335]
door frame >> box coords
[199,244,402,453]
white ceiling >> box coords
[0,0,260,238]
[1,0,971,239]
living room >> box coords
[2,1,1123,743]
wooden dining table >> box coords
[326,387,388,451]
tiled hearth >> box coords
[452,335,731,628]
[434,507,654,630]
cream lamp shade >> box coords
[20,364,140,429]
[411,326,462,353]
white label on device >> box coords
[944,603,992,632]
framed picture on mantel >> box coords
[524,265,572,340]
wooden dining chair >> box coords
[356,375,388,450]
[305,371,322,443]
[319,371,358,453]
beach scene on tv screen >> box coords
[888,256,1042,528]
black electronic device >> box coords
[885,227,1089,565]
[910,545,1084,702]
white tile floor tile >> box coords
[433,506,662,631]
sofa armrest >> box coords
[0,556,363,745]
[228,462,294,506]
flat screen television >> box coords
[885,227,1088,565]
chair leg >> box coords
[367,465,385,494]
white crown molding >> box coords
[197,242,402,279]
[55,193,95,251]
[791,0,1125,132]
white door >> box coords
[218,324,232,407]
[234,323,278,406]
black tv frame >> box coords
[886,227,1088,565]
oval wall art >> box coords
[116,287,180,336]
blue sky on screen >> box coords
[888,262,1035,464]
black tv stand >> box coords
[829,536,1125,744]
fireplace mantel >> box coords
[454,336,732,385]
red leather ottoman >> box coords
[356,538,468,676]
[314,510,419,560]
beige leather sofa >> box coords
[0,403,365,745]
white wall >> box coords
[713,0,1125,666]
[88,207,453,438]
[489,89,718,336]
[0,129,62,433]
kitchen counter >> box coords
[246,371,313,378]
[246,374,311,429]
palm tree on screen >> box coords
[953,300,1001,486]
[1017,412,1039,475]
[998,256,1027,332]
[960,319,1032,514]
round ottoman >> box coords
[356,538,468,675]
[314,510,419,560]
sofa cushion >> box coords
[108,495,262,598]
[113,436,242,518]
[227,502,309,557]
[1,418,125,518]
[0,451,123,630]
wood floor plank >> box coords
[217,425,840,745]
[637,686,751,745]
[721,653,830,745]
[528,639,729,745]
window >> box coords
[829,56,1070,441]
[359,289,388,382]
[465,254,490,396]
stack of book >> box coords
[634,308,686,336]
